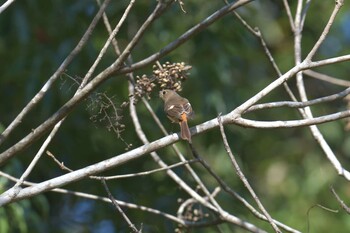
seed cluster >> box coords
[135,74,156,101]
[133,61,192,104]
[154,61,192,92]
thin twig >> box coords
[47,150,197,180]
[304,70,350,87]
[217,116,281,233]
[330,186,350,214]
[232,10,299,104]
[282,0,295,32]
[101,160,198,180]
[236,110,350,128]
[46,151,73,172]
[305,0,344,61]
[79,0,136,88]
[101,179,140,233]
[300,0,311,29]
[96,0,122,56]
[306,203,339,233]
[245,87,350,113]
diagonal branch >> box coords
[305,0,344,61]
[0,0,16,14]
[101,179,140,232]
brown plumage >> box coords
[159,89,194,143]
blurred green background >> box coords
[1,0,350,232]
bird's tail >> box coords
[180,118,192,143]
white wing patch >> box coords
[167,105,175,110]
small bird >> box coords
[159,89,194,143]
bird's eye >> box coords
[162,90,166,95]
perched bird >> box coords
[159,89,194,143]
